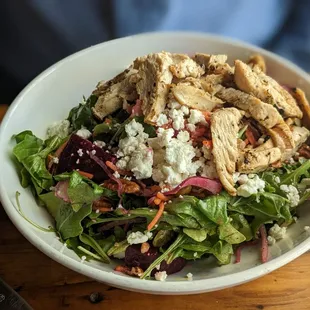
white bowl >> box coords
[1,32,310,295]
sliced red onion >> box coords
[234,240,259,264]
[90,153,123,198]
[163,176,222,196]
[259,225,269,263]
[55,180,71,203]
[130,99,143,117]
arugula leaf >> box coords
[40,192,91,239]
[67,94,98,131]
[218,223,246,244]
[281,160,310,186]
[197,195,229,225]
[107,239,129,256]
[79,233,110,263]
[211,240,233,265]
[141,233,188,279]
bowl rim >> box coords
[1,31,310,294]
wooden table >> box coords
[1,104,310,310]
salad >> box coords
[12,52,310,281]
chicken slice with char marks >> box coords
[234,60,302,119]
[211,108,244,195]
[172,83,223,112]
[291,87,310,130]
[92,68,139,120]
[237,147,282,173]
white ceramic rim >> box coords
[1,31,310,295]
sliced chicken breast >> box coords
[172,83,223,112]
[211,108,244,195]
[291,87,310,130]
[92,68,138,120]
[234,60,303,119]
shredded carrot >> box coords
[54,140,68,158]
[202,111,211,121]
[153,198,161,205]
[245,128,257,146]
[156,192,169,201]
[202,139,213,149]
[106,160,118,171]
[105,160,132,176]
[77,170,94,179]
[147,202,165,231]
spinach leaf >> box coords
[197,194,229,225]
[13,130,34,144]
[281,160,310,186]
[96,235,116,252]
[230,213,253,241]
[40,192,92,239]
[67,94,98,131]
[211,240,233,265]
[13,133,43,162]
[14,133,63,193]
[153,230,174,247]
[183,228,210,242]
[67,182,101,212]
[79,233,110,263]
[66,237,92,259]
[218,223,246,244]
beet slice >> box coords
[124,245,186,276]
[56,134,116,182]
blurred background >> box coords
[1,0,309,104]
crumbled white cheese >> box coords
[94,140,106,148]
[46,120,71,139]
[52,157,59,164]
[116,119,153,179]
[155,264,161,270]
[156,113,169,126]
[180,105,190,115]
[168,101,181,109]
[267,236,276,246]
[237,174,265,197]
[186,123,196,132]
[127,231,152,245]
[280,184,300,207]
[95,209,100,214]
[237,174,248,185]
[275,176,280,184]
[113,171,120,178]
[154,271,167,282]
[76,158,80,164]
[169,109,184,130]
[91,149,96,155]
[76,128,92,139]
[257,137,265,145]
[304,226,310,232]
[268,224,287,240]
[177,131,190,142]
[186,273,193,281]
[233,172,240,184]
[188,109,206,125]
[77,149,84,157]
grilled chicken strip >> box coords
[211,108,244,195]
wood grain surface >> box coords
[1,104,310,310]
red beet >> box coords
[124,245,186,276]
[56,134,116,182]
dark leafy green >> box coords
[67,94,98,131]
